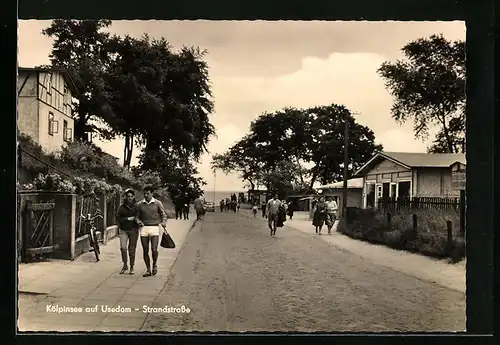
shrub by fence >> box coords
[340,200,465,262]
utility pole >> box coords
[342,112,350,219]
[213,170,216,204]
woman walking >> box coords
[312,196,328,235]
[116,189,140,275]
[325,196,338,234]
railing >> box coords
[106,194,120,227]
[377,196,461,212]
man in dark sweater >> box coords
[137,186,168,277]
[116,189,140,275]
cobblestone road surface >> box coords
[142,212,465,332]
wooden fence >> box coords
[377,196,461,212]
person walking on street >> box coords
[252,203,258,217]
[220,199,225,212]
[116,189,140,275]
[194,196,205,220]
[137,186,167,277]
[261,200,267,218]
[267,194,282,236]
[182,193,190,220]
[325,196,338,235]
[287,201,295,220]
[313,196,327,235]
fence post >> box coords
[412,214,418,236]
[459,189,466,236]
[446,220,453,253]
[387,212,392,230]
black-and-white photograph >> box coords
[17,20,466,332]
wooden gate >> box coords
[23,202,58,258]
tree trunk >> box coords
[74,117,88,141]
[125,134,134,168]
[308,168,319,192]
[245,179,255,191]
[123,134,130,168]
[438,110,454,153]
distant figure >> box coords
[312,196,327,235]
[287,202,295,220]
[219,199,225,212]
[174,194,183,220]
[267,194,282,236]
[237,203,240,212]
[182,202,190,220]
[325,196,338,235]
[252,203,258,217]
[194,196,205,220]
[261,200,267,218]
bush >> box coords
[59,140,138,187]
[22,173,123,200]
[338,207,465,262]
[19,134,140,190]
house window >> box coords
[48,112,58,136]
[398,181,411,199]
[365,183,375,208]
[382,182,390,200]
[390,182,397,200]
[46,73,53,94]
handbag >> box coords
[160,231,176,249]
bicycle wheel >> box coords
[90,229,100,261]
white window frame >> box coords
[390,182,397,199]
[363,181,376,208]
[46,73,53,94]
[48,112,59,135]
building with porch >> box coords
[314,178,364,208]
[352,151,466,209]
[18,67,79,154]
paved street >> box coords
[18,211,465,332]
[142,211,465,332]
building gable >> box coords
[367,157,411,175]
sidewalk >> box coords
[241,210,465,293]
[18,214,197,332]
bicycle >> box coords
[81,212,103,262]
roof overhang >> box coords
[352,151,411,177]
[19,66,80,97]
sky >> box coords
[18,20,466,192]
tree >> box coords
[378,34,466,153]
[212,104,382,196]
[103,35,216,168]
[305,105,382,190]
[211,135,266,191]
[42,20,115,140]
[137,148,206,203]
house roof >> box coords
[353,151,467,177]
[315,178,364,190]
[18,66,80,97]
